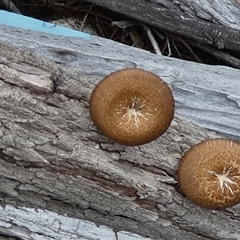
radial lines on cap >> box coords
[207,166,240,195]
[118,97,150,127]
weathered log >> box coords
[0,23,240,240]
[1,23,239,141]
[82,0,240,68]
[83,0,240,51]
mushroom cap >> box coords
[89,68,174,146]
[177,138,240,209]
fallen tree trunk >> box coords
[0,23,240,240]
[84,0,240,51]
[82,0,240,68]
[0,24,239,142]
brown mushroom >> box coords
[177,138,240,209]
[89,68,174,146]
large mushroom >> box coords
[177,138,240,209]
[89,68,174,146]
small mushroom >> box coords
[177,138,240,209]
[89,68,174,146]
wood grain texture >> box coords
[0,205,131,240]
[148,0,240,29]
[0,24,239,141]
[0,24,240,239]
[84,0,240,51]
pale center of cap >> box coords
[119,98,151,127]
[207,167,239,195]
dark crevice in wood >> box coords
[118,157,176,182]
[135,197,157,211]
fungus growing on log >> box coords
[177,138,240,209]
[89,68,174,146]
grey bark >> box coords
[1,204,151,240]
[0,24,240,240]
[0,24,239,142]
